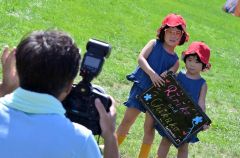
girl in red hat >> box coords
[156,41,211,158]
[116,13,189,158]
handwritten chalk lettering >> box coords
[168,125,181,133]
[175,103,182,107]
[166,127,181,135]
[168,94,176,100]
[175,92,181,96]
[167,123,178,129]
[150,102,167,113]
[164,85,177,96]
[172,98,180,103]
[138,72,211,148]
[167,104,178,113]
[175,139,181,143]
[155,109,169,116]
[166,127,177,138]
[165,118,173,124]
[164,86,191,114]
[167,90,183,99]
[154,109,172,120]
[169,100,192,115]
[156,87,163,92]
[149,102,176,127]
[180,107,191,115]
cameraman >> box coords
[0,30,119,158]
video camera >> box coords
[62,39,112,135]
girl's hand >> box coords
[149,72,165,87]
[202,124,210,131]
[160,70,168,78]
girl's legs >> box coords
[138,112,155,158]
[157,137,172,158]
[116,107,141,145]
[143,112,155,144]
[177,143,189,158]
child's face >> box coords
[164,27,183,47]
[185,55,203,75]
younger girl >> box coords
[156,41,211,158]
[116,13,189,158]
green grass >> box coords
[0,0,239,157]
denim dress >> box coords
[124,40,179,112]
[155,71,206,143]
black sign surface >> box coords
[138,72,211,147]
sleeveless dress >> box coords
[124,40,179,112]
[155,71,206,143]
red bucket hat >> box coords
[157,13,189,42]
[183,41,211,69]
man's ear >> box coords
[58,80,74,101]
[65,80,74,95]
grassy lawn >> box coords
[0,0,239,157]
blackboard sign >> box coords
[138,71,211,148]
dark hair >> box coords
[158,25,187,46]
[16,30,81,97]
[183,54,207,70]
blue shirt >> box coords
[0,88,102,158]
[176,72,206,104]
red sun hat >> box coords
[183,41,211,65]
[157,13,189,42]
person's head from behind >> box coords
[182,41,211,73]
[16,30,81,100]
[157,13,189,46]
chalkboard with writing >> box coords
[138,71,211,148]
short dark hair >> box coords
[16,30,81,97]
[183,54,207,70]
[158,25,187,46]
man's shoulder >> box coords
[48,116,96,149]
[0,102,9,111]
[52,116,92,137]
[0,103,10,124]
[64,121,101,156]
[71,121,93,137]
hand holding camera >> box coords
[95,97,116,138]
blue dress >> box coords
[124,40,179,112]
[155,71,206,143]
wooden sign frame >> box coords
[138,72,211,148]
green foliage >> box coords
[0,0,239,157]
